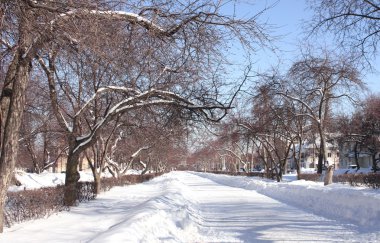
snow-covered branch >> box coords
[0,38,13,50]
[305,87,323,96]
[130,146,151,160]
[218,148,242,162]
[74,86,138,117]
[324,93,358,104]
[51,10,166,35]
[73,88,227,154]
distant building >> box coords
[47,155,91,173]
[338,139,380,169]
[288,136,340,171]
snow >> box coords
[7,169,140,192]
[2,171,379,242]
[301,167,317,173]
[335,168,373,175]
[198,172,380,228]
[52,10,165,34]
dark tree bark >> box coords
[64,149,81,206]
[0,6,38,231]
[354,142,360,171]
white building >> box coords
[288,137,340,171]
[338,140,380,169]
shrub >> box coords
[246,172,265,178]
[334,174,359,186]
[4,186,68,227]
[206,170,268,179]
[299,172,380,189]
[298,173,321,182]
[5,172,164,228]
[99,173,163,192]
[76,182,96,202]
[363,173,380,189]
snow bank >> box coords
[92,175,205,242]
[8,169,148,192]
[335,168,373,175]
[2,172,212,243]
[9,170,66,191]
[195,172,380,229]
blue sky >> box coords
[229,0,380,93]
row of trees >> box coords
[189,0,380,181]
[189,52,380,182]
[0,0,271,232]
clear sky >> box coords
[233,0,380,94]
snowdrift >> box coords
[196,172,380,229]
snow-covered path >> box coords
[0,172,377,242]
[187,173,353,242]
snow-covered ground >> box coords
[335,168,374,175]
[1,171,379,242]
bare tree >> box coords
[17,72,65,173]
[336,95,380,171]
[85,121,120,194]
[231,82,295,181]
[277,53,364,174]
[39,3,271,207]
[308,0,380,64]
[361,95,380,171]
[104,108,188,177]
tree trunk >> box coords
[0,5,45,232]
[372,153,377,172]
[293,143,301,180]
[274,162,281,182]
[296,161,301,180]
[141,157,150,175]
[94,173,101,194]
[64,151,81,206]
[79,156,83,171]
[88,156,101,195]
[317,124,328,174]
[317,151,323,174]
[354,142,360,170]
[0,55,31,232]
[0,199,4,233]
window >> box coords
[327,153,331,158]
